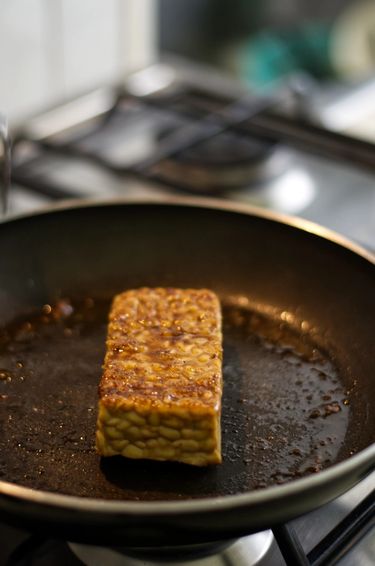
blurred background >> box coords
[0,0,375,246]
[0,0,157,123]
[160,0,375,88]
[1,0,375,125]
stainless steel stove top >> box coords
[1,61,374,565]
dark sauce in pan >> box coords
[0,297,351,500]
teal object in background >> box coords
[239,24,333,90]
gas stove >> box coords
[8,61,375,249]
[1,61,374,565]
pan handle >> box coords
[0,114,11,215]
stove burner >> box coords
[154,140,288,192]
[68,531,273,565]
[176,132,273,166]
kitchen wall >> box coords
[0,0,157,125]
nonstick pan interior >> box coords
[0,295,357,500]
[0,199,373,543]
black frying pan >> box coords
[0,197,374,547]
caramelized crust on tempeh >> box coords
[96,287,223,466]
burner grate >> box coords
[11,80,375,202]
[272,488,375,565]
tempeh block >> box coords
[96,287,222,466]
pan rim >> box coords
[2,194,375,267]
[0,195,374,515]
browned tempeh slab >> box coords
[96,287,223,466]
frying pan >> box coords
[0,197,374,549]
